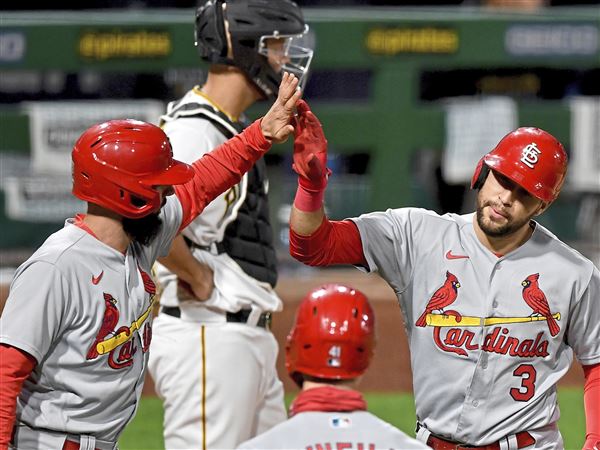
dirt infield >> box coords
[0,269,584,396]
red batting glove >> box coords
[292,100,331,212]
[293,100,330,189]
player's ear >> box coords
[534,200,551,216]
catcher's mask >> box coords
[72,119,194,219]
[471,127,568,203]
[286,284,376,387]
[195,0,313,98]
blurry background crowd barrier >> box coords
[1,0,599,283]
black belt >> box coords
[161,306,271,329]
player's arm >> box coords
[158,235,214,301]
[583,362,600,450]
[288,101,367,267]
[0,344,37,447]
[568,267,600,450]
[175,72,301,228]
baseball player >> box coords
[0,72,301,450]
[146,0,313,448]
[237,283,430,450]
[287,102,600,449]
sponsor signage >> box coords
[505,24,599,56]
[0,101,166,222]
[79,29,171,60]
[24,100,165,173]
[365,26,459,55]
[0,31,26,63]
[569,97,600,192]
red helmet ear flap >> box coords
[471,157,489,191]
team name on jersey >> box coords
[306,443,375,450]
[418,272,558,359]
[435,326,549,358]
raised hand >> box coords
[293,99,329,189]
[261,72,302,144]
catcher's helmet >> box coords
[471,127,568,202]
[195,0,313,98]
[72,119,194,219]
[286,284,375,387]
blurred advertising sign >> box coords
[505,24,598,56]
[0,31,26,64]
[365,27,459,55]
[24,100,165,174]
[1,100,165,222]
[1,171,83,222]
[79,29,171,61]
[442,96,517,184]
[569,96,600,192]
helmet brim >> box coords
[483,155,554,202]
[141,159,195,187]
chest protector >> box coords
[163,95,278,287]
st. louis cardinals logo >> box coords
[521,273,560,337]
[415,271,461,327]
[86,266,157,369]
[520,142,542,169]
[416,271,560,358]
[86,292,120,361]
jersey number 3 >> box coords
[510,364,537,402]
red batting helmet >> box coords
[72,119,194,219]
[286,284,375,387]
[470,127,568,202]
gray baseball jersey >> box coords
[352,208,600,446]
[0,197,182,447]
[237,411,430,449]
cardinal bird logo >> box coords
[86,293,120,360]
[416,271,461,327]
[138,264,157,296]
[521,273,560,337]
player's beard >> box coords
[122,212,163,245]
[476,198,533,238]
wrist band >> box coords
[293,181,325,212]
